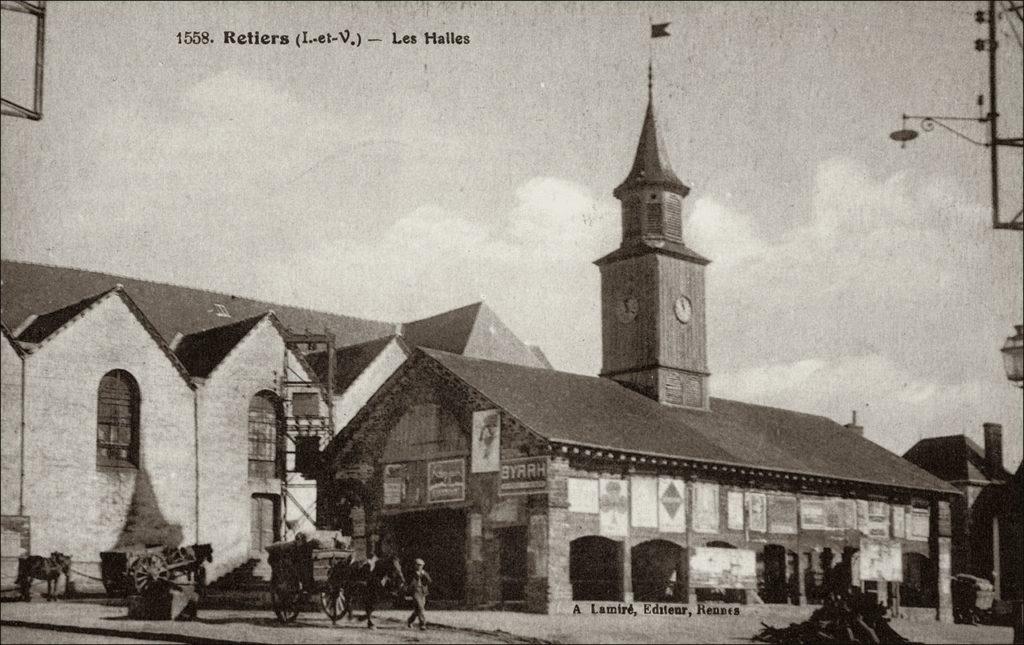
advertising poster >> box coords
[911,508,930,540]
[767,495,797,534]
[800,498,828,530]
[383,462,407,506]
[692,482,719,533]
[746,492,767,532]
[657,478,687,533]
[859,539,903,582]
[631,476,658,528]
[567,478,599,514]
[892,505,906,539]
[690,547,757,589]
[727,491,744,531]
[471,409,501,473]
[427,458,465,503]
[599,478,629,537]
[864,501,890,538]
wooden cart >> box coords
[266,537,352,624]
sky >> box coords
[2,1,1022,469]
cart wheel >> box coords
[320,589,345,624]
[129,554,170,594]
[271,584,301,623]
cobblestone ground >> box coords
[1,601,1015,644]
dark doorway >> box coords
[632,540,686,601]
[384,509,466,601]
[497,527,527,602]
[761,544,788,603]
[902,552,935,608]
[570,536,621,600]
[250,494,278,558]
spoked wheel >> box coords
[129,554,170,594]
[271,581,301,623]
[320,588,346,624]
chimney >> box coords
[983,422,1004,477]
[394,322,405,337]
[844,410,864,437]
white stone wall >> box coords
[1,336,23,517]
[20,295,197,582]
[196,317,323,580]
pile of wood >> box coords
[754,595,918,644]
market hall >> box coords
[317,69,959,618]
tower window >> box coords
[646,203,663,236]
[664,196,682,241]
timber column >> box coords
[546,456,572,612]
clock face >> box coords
[616,296,639,324]
[674,296,692,324]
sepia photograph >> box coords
[1,1,1022,643]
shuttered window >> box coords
[248,392,278,464]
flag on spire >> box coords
[651,22,671,38]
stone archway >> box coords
[570,536,622,601]
[632,539,686,602]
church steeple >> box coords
[596,63,710,410]
[613,62,689,201]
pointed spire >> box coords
[613,63,689,200]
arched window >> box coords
[248,392,279,475]
[97,370,140,467]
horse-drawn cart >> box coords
[266,534,352,624]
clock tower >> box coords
[596,67,710,408]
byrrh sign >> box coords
[500,456,547,495]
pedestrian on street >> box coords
[406,558,432,631]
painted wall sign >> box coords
[631,476,658,528]
[567,477,599,514]
[471,409,501,473]
[657,478,686,533]
[499,456,547,495]
[599,478,629,537]
[859,539,903,582]
[767,495,797,534]
[427,458,465,503]
[690,547,757,589]
[727,491,744,531]
[746,492,766,532]
[692,482,719,533]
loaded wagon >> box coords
[266,532,352,623]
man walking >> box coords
[406,558,432,630]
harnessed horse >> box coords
[334,554,405,629]
[16,552,72,601]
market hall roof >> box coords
[421,348,958,496]
[1,260,549,371]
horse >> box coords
[16,552,72,601]
[333,553,406,629]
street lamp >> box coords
[1002,325,1024,388]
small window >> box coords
[97,370,140,468]
[214,304,231,318]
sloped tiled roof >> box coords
[306,335,404,394]
[1,260,394,347]
[173,314,268,378]
[422,349,957,495]
[903,435,1010,484]
[404,302,548,368]
[16,290,109,343]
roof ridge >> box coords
[404,301,483,326]
[709,396,839,425]
[1,258,391,328]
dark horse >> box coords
[333,553,405,629]
[16,552,72,601]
